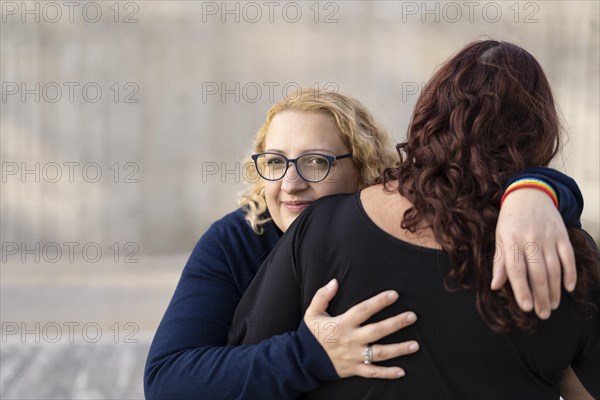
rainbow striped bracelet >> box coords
[501,178,559,208]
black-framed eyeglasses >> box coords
[251,152,352,183]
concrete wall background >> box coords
[2,1,598,256]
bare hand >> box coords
[304,279,419,379]
[492,188,576,319]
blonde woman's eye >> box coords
[304,156,328,168]
[266,157,285,166]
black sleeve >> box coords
[570,232,600,397]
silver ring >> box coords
[362,345,373,364]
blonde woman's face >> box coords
[263,110,360,232]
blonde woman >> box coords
[145,88,583,399]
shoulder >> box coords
[205,208,254,238]
[184,209,281,283]
[201,208,278,245]
[210,208,251,231]
[194,208,281,261]
[286,193,358,239]
[303,193,357,217]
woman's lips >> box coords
[282,201,312,212]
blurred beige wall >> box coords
[2,1,598,255]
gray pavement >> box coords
[1,254,187,399]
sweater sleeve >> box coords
[144,212,337,400]
[508,167,583,227]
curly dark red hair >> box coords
[384,40,599,334]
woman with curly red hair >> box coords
[229,40,600,398]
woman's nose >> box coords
[280,163,309,193]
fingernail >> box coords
[409,342,419,352]
[405,312,417,323]
[539,309,550,320]
[387,291,399,301]
[551,301,559,310]
[326,279,336,289]
[522,299,532,311]
[567,282,575,292]
[396,369,406,378]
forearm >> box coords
[560,366,594,400]
[145,322,334,400]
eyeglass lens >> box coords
[255,154,330,182]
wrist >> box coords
[501,178,559,208]
[297,320,340,381]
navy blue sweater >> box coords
[144,168,583,400]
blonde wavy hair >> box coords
[238,88,396,234]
